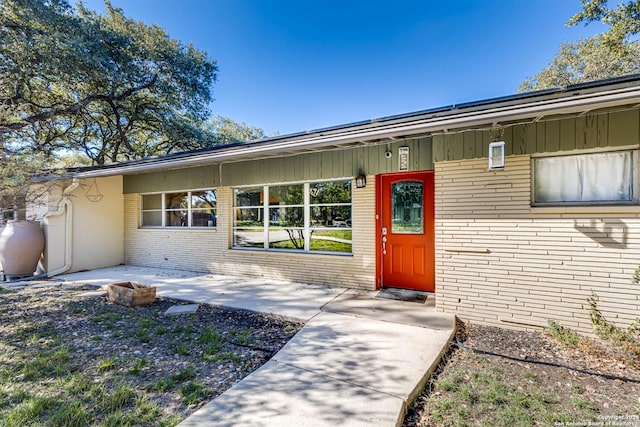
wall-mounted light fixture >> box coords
[355,169,367,188]
[488,141,505,169]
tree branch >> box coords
[0,74,159,133]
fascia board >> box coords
[74,86,640,178]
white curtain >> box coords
[534,151,633,203]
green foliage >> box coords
[172,367,196,383]
[588,295,640,345]
[203,351,242,364]
[520,1,640,92]
[127,357,148,375]
[2,396,59,426]
[1,287,293,426]
[136,329,151,343]
[0,146,58,219]
[632,265,640,285]
[179,381,209,406]
[49,399,92,427]
[158,415,185,427]
[272,233,353,252]
[0,0,217,164]
[571,395,596,411]
[174,343,190,356]
[0,1,271,217]
[203,342,222,356]
[153,377,175,392]
[283,324,298,333]
[424,360,589,427]
[199,326,224,356]
[568,0,640,44]
[546,320,582,347]
[519,35,640,92]
[207,115,267,145]
[96,357,118,372]
[151,367,196,393]
[199,326,223,345]
[19,347,72,380]
[64,374,93,395]
[228,327,256,346]
[99,384,135,413]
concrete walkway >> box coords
[56,265,455,427]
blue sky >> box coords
[83,0,605,136]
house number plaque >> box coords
[398,147,409,171]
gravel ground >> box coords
[0,282,303,424]
[404,323,640,426]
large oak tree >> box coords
[1,0,218,164]
[519,1,640,92]
[568,0,640,44]
[518,35,640,91]
[0,0,221,218]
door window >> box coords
[391,181,423,234]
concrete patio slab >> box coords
[272,311,454,402]
[56,265,345,321]
[322,289,455,330]
[178,360,405,427]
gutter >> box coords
[44,179,79,277]
[73,85,640,179]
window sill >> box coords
[138,226,218,231]
[231,247,353,257]
[531,205,640,214]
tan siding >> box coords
[609,109,640,145]
[559,119,575,151]
[582,115,598,149]
[124,137,434,193]
[545,120,560,152]
[123,165,219,194]
[435,155,640,335]
[512,122,537,155]
[124,176,377,289]
[434,108,640,161]
[462,132,475,159]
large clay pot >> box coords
[0,220,45,276]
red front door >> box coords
[376,171,435,291]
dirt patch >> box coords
[0,283,303,425]
[405,323,640,427]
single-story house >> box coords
[35,75,640,334]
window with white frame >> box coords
[533,150,638,205]
[233,180,353,254]
[140,189,217,227]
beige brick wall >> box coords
[435,155,640,334]
[124,177,376,289]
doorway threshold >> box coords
[375,287,432,304]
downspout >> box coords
[44,179,79,277]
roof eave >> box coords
[74,83,640,179]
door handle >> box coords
[382,236,387,255]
